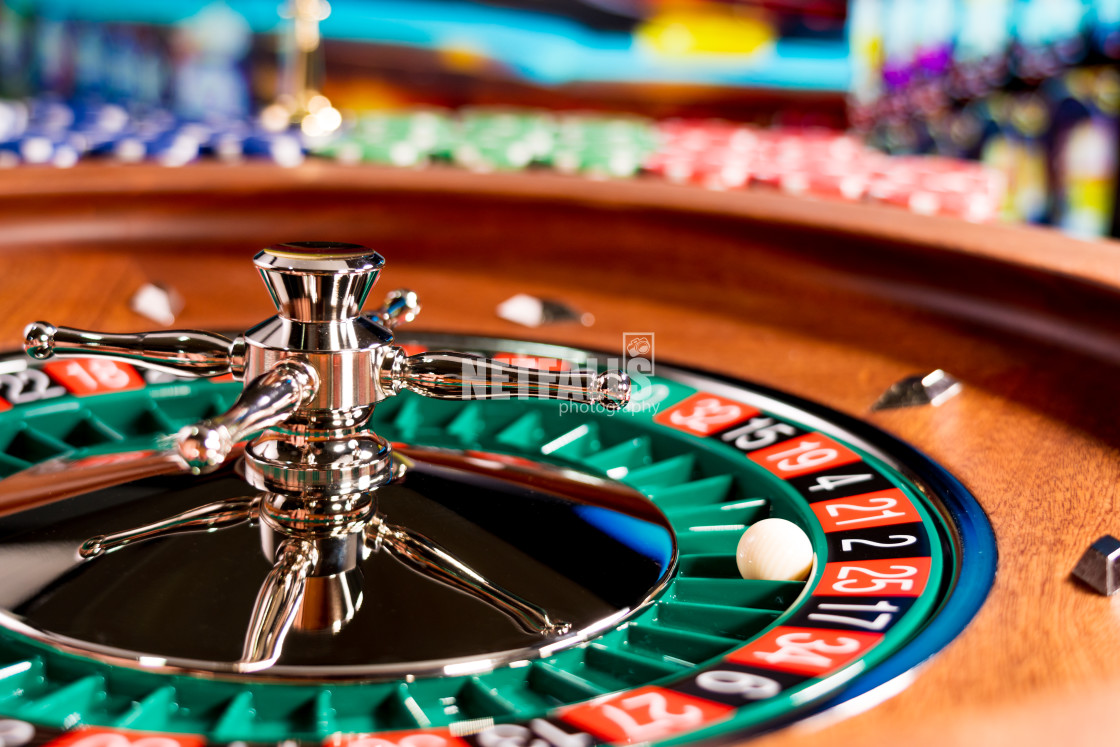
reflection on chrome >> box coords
[72,471,571,672]
[0,443,675,679]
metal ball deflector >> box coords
[18,242,640,676]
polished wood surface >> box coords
[2,164,1120,746]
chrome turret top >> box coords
[254,242,386,322]
[20,242,635,673]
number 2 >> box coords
[840,535,917,552]
[0,369,65,404]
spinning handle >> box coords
[79,496,259,559]
[371,518,571,636]
[382,350,632,410]
[23,322,239,377]
[239,539,319,673]
[177,359,319,474]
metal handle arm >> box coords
[370,518,570,636]
[24,322,241,377]
[380,350,631,410]
[79,495,260,559]
[176,359,319,474]
[238,539,318,673]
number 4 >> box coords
[807,473,874,493]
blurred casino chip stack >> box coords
[851,0,1120,238]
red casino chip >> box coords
[780,168,870,201]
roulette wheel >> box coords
[0,163,1115,747]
